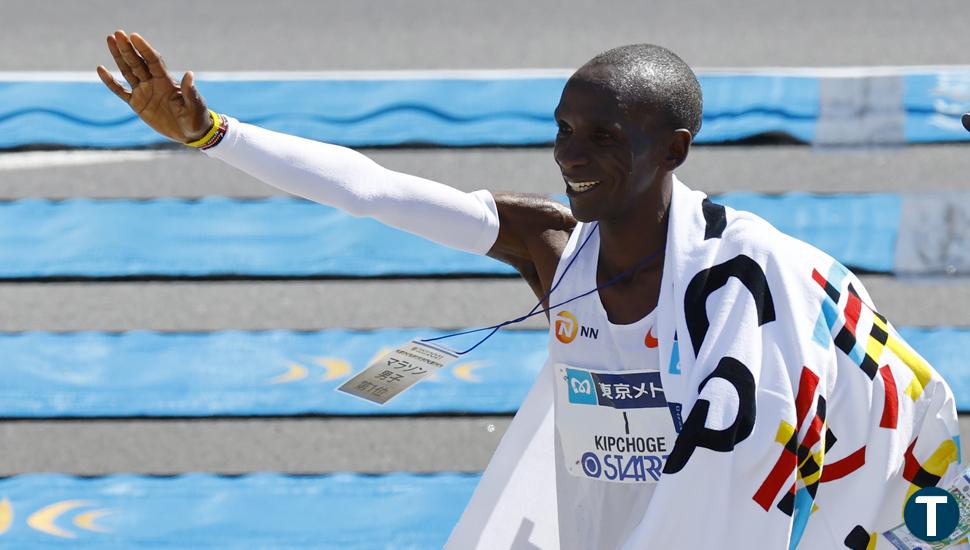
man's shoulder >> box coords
[492,192,575,227]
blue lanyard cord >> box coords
[421,222,664,355]
[421,222,601,352]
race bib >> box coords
[554,364,677,484]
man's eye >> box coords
[556,123,572,135]
[592,131,614,142]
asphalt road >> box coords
[0,277,964,332]
[6,416,970,475]
[4,0,970,70]
[0,416,512,475]
[2,144,970,199]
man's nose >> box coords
[554,140,590,171]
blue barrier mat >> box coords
[0,197,511,278]
[0,329,547,417]
[899,327,970,412]
[0,327,966,418]
[4,69,970,148]
[0,473,478,549]
[1,73,820,147]
[0,194,900,278]
[903,72,970,142]
[720,193,900,274]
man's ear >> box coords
[663,129,693,170]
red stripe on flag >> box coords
[794,367,820,429]
[879,365,899,429]
[811,269,827,289]
[903,439,920,482]
[844,291,862,335]
[753,449,797,511]
[802,415,825,451]
[820,446,866,482]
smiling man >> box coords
[100,32,962,549]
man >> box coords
[99,31,962,549]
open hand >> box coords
[97,30,213,144]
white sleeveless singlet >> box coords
[546,221,672,550]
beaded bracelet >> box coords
[185,110,228,150]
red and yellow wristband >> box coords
[185,110,228,150]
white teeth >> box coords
[567,180,600,192]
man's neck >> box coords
[597,173,672,279]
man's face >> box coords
[553,75,666,223]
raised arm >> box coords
[98,30,574,300]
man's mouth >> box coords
[565,179,601,194]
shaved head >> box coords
[574,44,703,138]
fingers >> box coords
[106,34,140,88]
[130,33,169,79]
[96,65,132,103]
[112,30,151,83]
[179,71,214,140]
[180,71,206,113]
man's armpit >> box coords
[487,192,575,305]
[487,192,575,263]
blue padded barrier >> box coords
[0,330,546,417]
[0,72,821,147]
[0,193,901,278]
[718,193,900,274]
[0,473,478,549]
[5,69,970,147]
[700,74,818,143]
[0,327,967,418]
[904,72,970,142]
[0,197,513,278]
[900,327,970,412]
[0,77,565,148]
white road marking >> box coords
[0,150,178,171]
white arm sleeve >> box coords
[204,117,500,255]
